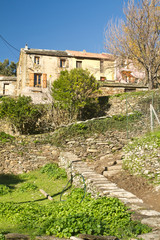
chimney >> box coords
[24,44,28,50]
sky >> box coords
[0,0,127,63]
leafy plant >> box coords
[0,232,5,240]
[52,69,100,121]
[0,185,10,195]
[0,96,44,134]
[0,132,15,143]
[17,182,38,192]
[0,188,151,239]
[40,163,67,180]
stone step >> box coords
[106,165,122,171]
[138,230,160,240]
[103,170,121,177]
[115,159,123,165]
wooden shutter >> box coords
[43,74,47,88]
[29,73,34,87]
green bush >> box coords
[0,96,43,134]
[40,163,67,180]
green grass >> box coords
[0,170,69,205]
[0,164,151,239]
[0,164,71,236]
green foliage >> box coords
[44,112,142,146]
[0,185,10,195]
[0,59,17,76]
[0,233,5,240]
[0,96,43,134]
[17,182,38,192]
[0,132,15,143]
[0,188,151,239]
[40,163,67,180]
[52,69,100,120]
[123,129,160,184]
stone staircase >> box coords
[71,160,160,240]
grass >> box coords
[0,164,72,236]
[0,168,69,205]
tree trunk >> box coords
[147,68,154,90]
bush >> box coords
[0,96,44,134]
[40,163,67,180]
[52,69,100,122]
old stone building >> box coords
[0,75,17,97]
[17,45,116,103]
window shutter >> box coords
[66,59,69,68]
[29,73,34,87]
[43,74,47,88]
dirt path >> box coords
[108,171,160,212]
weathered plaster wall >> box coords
[0,77,17,96]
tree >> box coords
[0,59,17,76]
[51,69,100,121]
[105,0,160,90]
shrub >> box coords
[40,163,67,180]
[0,96,44,134]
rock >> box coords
[51,149,59,160]
[78,234,119,240]
[5,233,30,240]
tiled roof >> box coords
[0,76,17,81]
[66,50,114,60]
[24,49,68,57]
[23,48,114,60]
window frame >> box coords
[34,56,40,65]
[60,59,66,68]
[34,73,42,87]
[76,61,82,68]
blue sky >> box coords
[0,0,127,63]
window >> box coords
[34,74,41,87]
[100,77,106,81]
[76,61,82,68]
[34,56,40,64]
[60,59,66,68]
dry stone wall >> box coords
[0,137,59,174]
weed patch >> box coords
[40,163,67,180]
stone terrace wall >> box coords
[0,136,59,174]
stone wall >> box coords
[0,137,59,174]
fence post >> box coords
[152,92,154,130]
[150,104,153,131]
[126,95,129,139]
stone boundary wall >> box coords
[0,142,59,175]
[59,151,101,197]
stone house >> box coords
[0,75,17,97]
[17,45,116,103]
